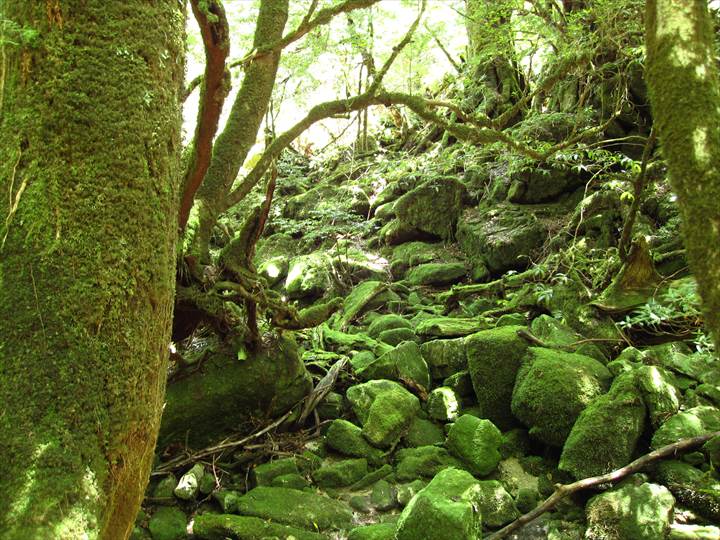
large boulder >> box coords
[395,468,483,540]
[585,481,675,540]
[465,326,529,430]
[559,371,646,479]
[395,177,468,240]
[159,335,312,448]
[507,166,585,204]
[651,406,720,449]
[457,204,546,276]
[511,347,612,446]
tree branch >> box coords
[178,0,230,231]
[184,0,383,101]
[486,431,720,540]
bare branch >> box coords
[487,431,720,540]
[178,0,230,231]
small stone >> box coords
[427,386,461,422]
[174,463,204,500]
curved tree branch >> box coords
[178,0,230,232]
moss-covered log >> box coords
[0,2,184,538]
[645,0,720,351]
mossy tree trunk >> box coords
[645,0,720,351]
[464,0,522,118]
[0,2,184,539]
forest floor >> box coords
[135,133,720,540]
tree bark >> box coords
[0,2,184,539]
[645,0,720,351]
[188,0,289,262]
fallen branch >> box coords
[486,431,720,540]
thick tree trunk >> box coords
[645,0,720,352]
[0,2,184,539]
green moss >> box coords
[465,326,529,430]
[325,419,386,465]
[476,480,520,528]
[651,406,720,449]
[236,487,353,532]
[395,446,462,482]
[159,336,312,448]
[192,513,324,540]
[0,1,184,537]
[559,371,646,479]
[147,507,186,540]
[445,414,503,476]
[313,458,368,488]
[394,177,468,240]
[250,458,299,487]
[403,417,446,447]
[395,468,482,540]
[368,314,412,337]
[653,460,720,521]
[585,481,674,540]
[420,338,468,380]
[362,387,421,449]
[511,347,611,447]
[406,263,467,286]
[347,523,397,540]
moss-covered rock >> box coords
[511,347,612,446]
[415,317,490,338]
[465,326,529,430]
[192,513,324,540]
[236,487,353,532]
[395,446,463,482]
[378,327,418,346]
[313,458,368,488]
[325,419,385,464]
[653,461,720,522]
[585,480,674,540]
[380,219,434,245]
[636,365,681,428]
[395,177,468,240]
[446,414,503,476]
[407,263,467,286]
[427,387,462,422]
[356,341,431,394]
[284,252,332,299]
[421,338,468,380]
[368,314,413,337]
[476,480,520,528]
[507,166,585,204]
[403,417,446,447]
[160,336,312,448]
[250,458,298,487]
[362,386,421,449]
[457,204,546,275]
[395,468,482,540]
[271,473,310,490]
[148,507,186,540]
[559,371,646,479]
[174,463,204,501]
[347,523,397,540]
[389,241,456,278]
[651,406,720,449]
[346,379,409,424]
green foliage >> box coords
[0,19,39,47]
